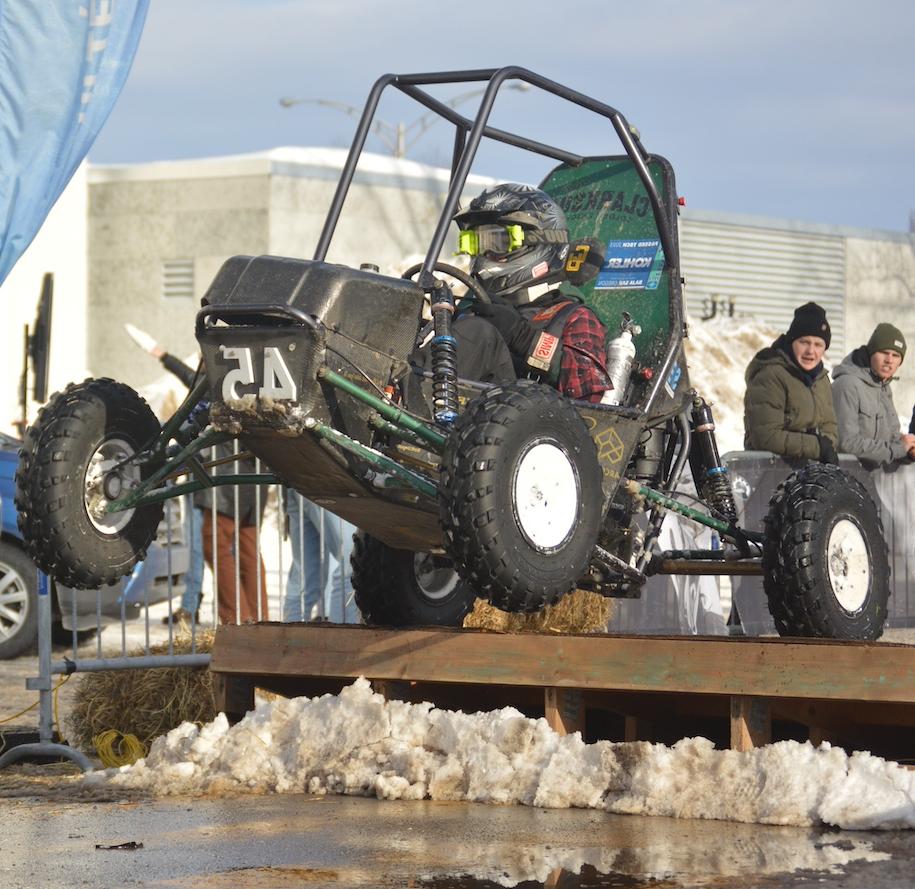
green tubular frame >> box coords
[104,364,442,515]
[317,367,447,450]
[623,479,733,536]
[306,418,438,499]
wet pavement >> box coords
[1,790,913,888]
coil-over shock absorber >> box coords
[687,395,738,526]
[428,277,459,426]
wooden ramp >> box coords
[210,624,915,762]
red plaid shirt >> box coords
[557,306,611,402]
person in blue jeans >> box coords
[177,500,205,621]
[283,490,359,623]
[154,496,203,625]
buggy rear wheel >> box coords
[762,463,889,640]
[350,532,476,627]
[16,378,164,590]
[440,379,603,613]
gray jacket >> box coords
[832,347,908,469]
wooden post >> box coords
[544,687,585,736]
[730,695,771,751]
[808,725,828,747]
[624,715,653,742]
[372,679,411,701]
[212,673,255,725]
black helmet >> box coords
[454,183,570,299]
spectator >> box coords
[125,323,267,624]
[832,323,915,469]
[283,490,357,623]
[744,302,838,462]
[125,324,205,624]
[198,443,269,624]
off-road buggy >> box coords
[16,68,890,640]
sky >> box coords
[88,0,915,233]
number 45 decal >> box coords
[220,345,298,402]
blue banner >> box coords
[0,1,149,285]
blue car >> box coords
[0,432,189,658]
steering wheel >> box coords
[401,261,491,304]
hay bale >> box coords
[67,629,217,754]
[463,589,612,634]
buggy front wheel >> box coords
[16,378,164,590]
[440,380,604,613]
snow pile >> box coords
[84,678,915,831]
[683,314,780,455]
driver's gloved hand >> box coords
[816,434,839,465]
[472,299,536,356]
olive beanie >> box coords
[866,323,906,360]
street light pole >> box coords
[279,84,530,158]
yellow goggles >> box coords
[457,223,525,258]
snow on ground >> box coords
[683,314,780,456]
[85,678,915,831]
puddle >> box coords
[415,866,676,887]
[393,825,891,889]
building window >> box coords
[162,259,194,299]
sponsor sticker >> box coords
[595,239,664,290]
[664,361,682,397]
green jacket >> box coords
[743,337,838,458]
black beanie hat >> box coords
[786,302,831,348]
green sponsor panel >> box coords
[541,157,676,368]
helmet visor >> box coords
[457,223,525,259]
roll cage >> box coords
[312,66,683,419]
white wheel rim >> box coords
[84,437,141,534]
[413,553,459,602]
[827,518,871,613]
[512,440,580,552]
[0,562,29,641]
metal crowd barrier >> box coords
[0,449,358,771]
[726,451,915,634]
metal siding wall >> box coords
[679,218,846,362]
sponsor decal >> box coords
[664,361,682,397]
[595,239,665,291]
[594,426,625,464]
[527,332,559,371]
[557,189,650,218]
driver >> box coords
[455,182,611,402]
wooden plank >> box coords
[544,687,585,736]
[730,696,771,751]
[211,623,915,705]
